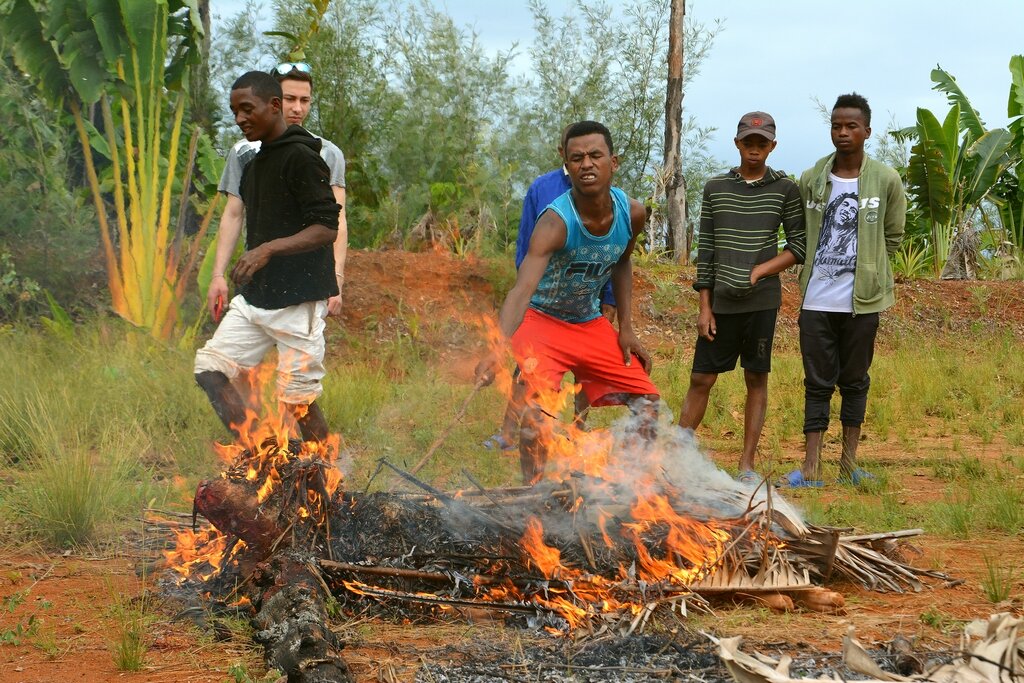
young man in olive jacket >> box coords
[782,93,905,487]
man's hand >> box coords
[207,275,229,321]
[697,307,716,341]
[601,303,617,324]
[750,263,766,286]
[327,292,343,317]
[474,353,499,387]
[618,329,652,373]
[231,244,272,286]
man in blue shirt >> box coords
[484,128,616,451]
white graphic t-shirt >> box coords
[803,174,858,312]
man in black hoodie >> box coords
[194,71,340,442]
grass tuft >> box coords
[982,478,1024,533]
[108,584,149,672]
[10,392,151,547]
[980,554,1018,604]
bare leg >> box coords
[498,380,527,444]
[518,405,547,485]
[572,389,591,430]
[840,424,861,477]
[678,372,718,430]
[285,400,330,443]
[741,370,768,473]
[802,430,824,481]
[629,394,660,443]
[196,370,246,439]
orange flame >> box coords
[521,517,563,579]
[163,526,246,581]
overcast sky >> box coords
[211,0,1023,174]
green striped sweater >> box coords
[694,167,805,314]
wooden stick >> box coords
[840,528,925,542]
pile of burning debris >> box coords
[153,402,955,682]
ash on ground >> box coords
[415,632,916,682]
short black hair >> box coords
[274,68,314,92]
[564,120,614,155]
[833,92,871,126]
[231,71,282,103]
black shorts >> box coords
[691,308,778,374]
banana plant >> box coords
[990,55,1024,255]
[0,0,218,339]
[906,65,1018,276]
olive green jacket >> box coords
[798,154,906,313]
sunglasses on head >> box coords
[274,62,311,75]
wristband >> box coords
[212,274,225,280]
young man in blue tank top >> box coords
[476,121,659,484]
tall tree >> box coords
[663,0,686,262]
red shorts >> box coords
[511,309,659,408]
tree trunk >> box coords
[189,0,215,132]
[664,0,687,264]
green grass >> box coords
[107,583,149,672]
[801,485,917,532]
[930,455,987,482]
[2,312,1024,550]
[983,477,1024,533]
[980,554,1018,603]
[935,487,977,538]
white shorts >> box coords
[194,295,328,405]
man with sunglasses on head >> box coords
[210,61,348,321]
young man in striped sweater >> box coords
[678,112,806,483]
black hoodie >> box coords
[238,125,341,309]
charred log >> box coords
[251,552,351,683]
[194,478,284,556]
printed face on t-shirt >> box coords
[836,198,857,227]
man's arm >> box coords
[231,224,338,286]
[327,186,347,316]
[207,193,244,319]
[609,199,650,371]
[499,211,566,338]
[751,183,804,284]
[693,183,717,341]
[883,170,907,256]
[476,211,566,383]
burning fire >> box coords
[166,361,344,580]
[167,320,791,633]
[163,526,244,581]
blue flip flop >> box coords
[482,434,516,451]
[736,470,760,485]
[838,467,877,486]
[778,469,824,488]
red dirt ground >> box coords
[2,249,1022,681]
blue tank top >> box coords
[529,187,632,322]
